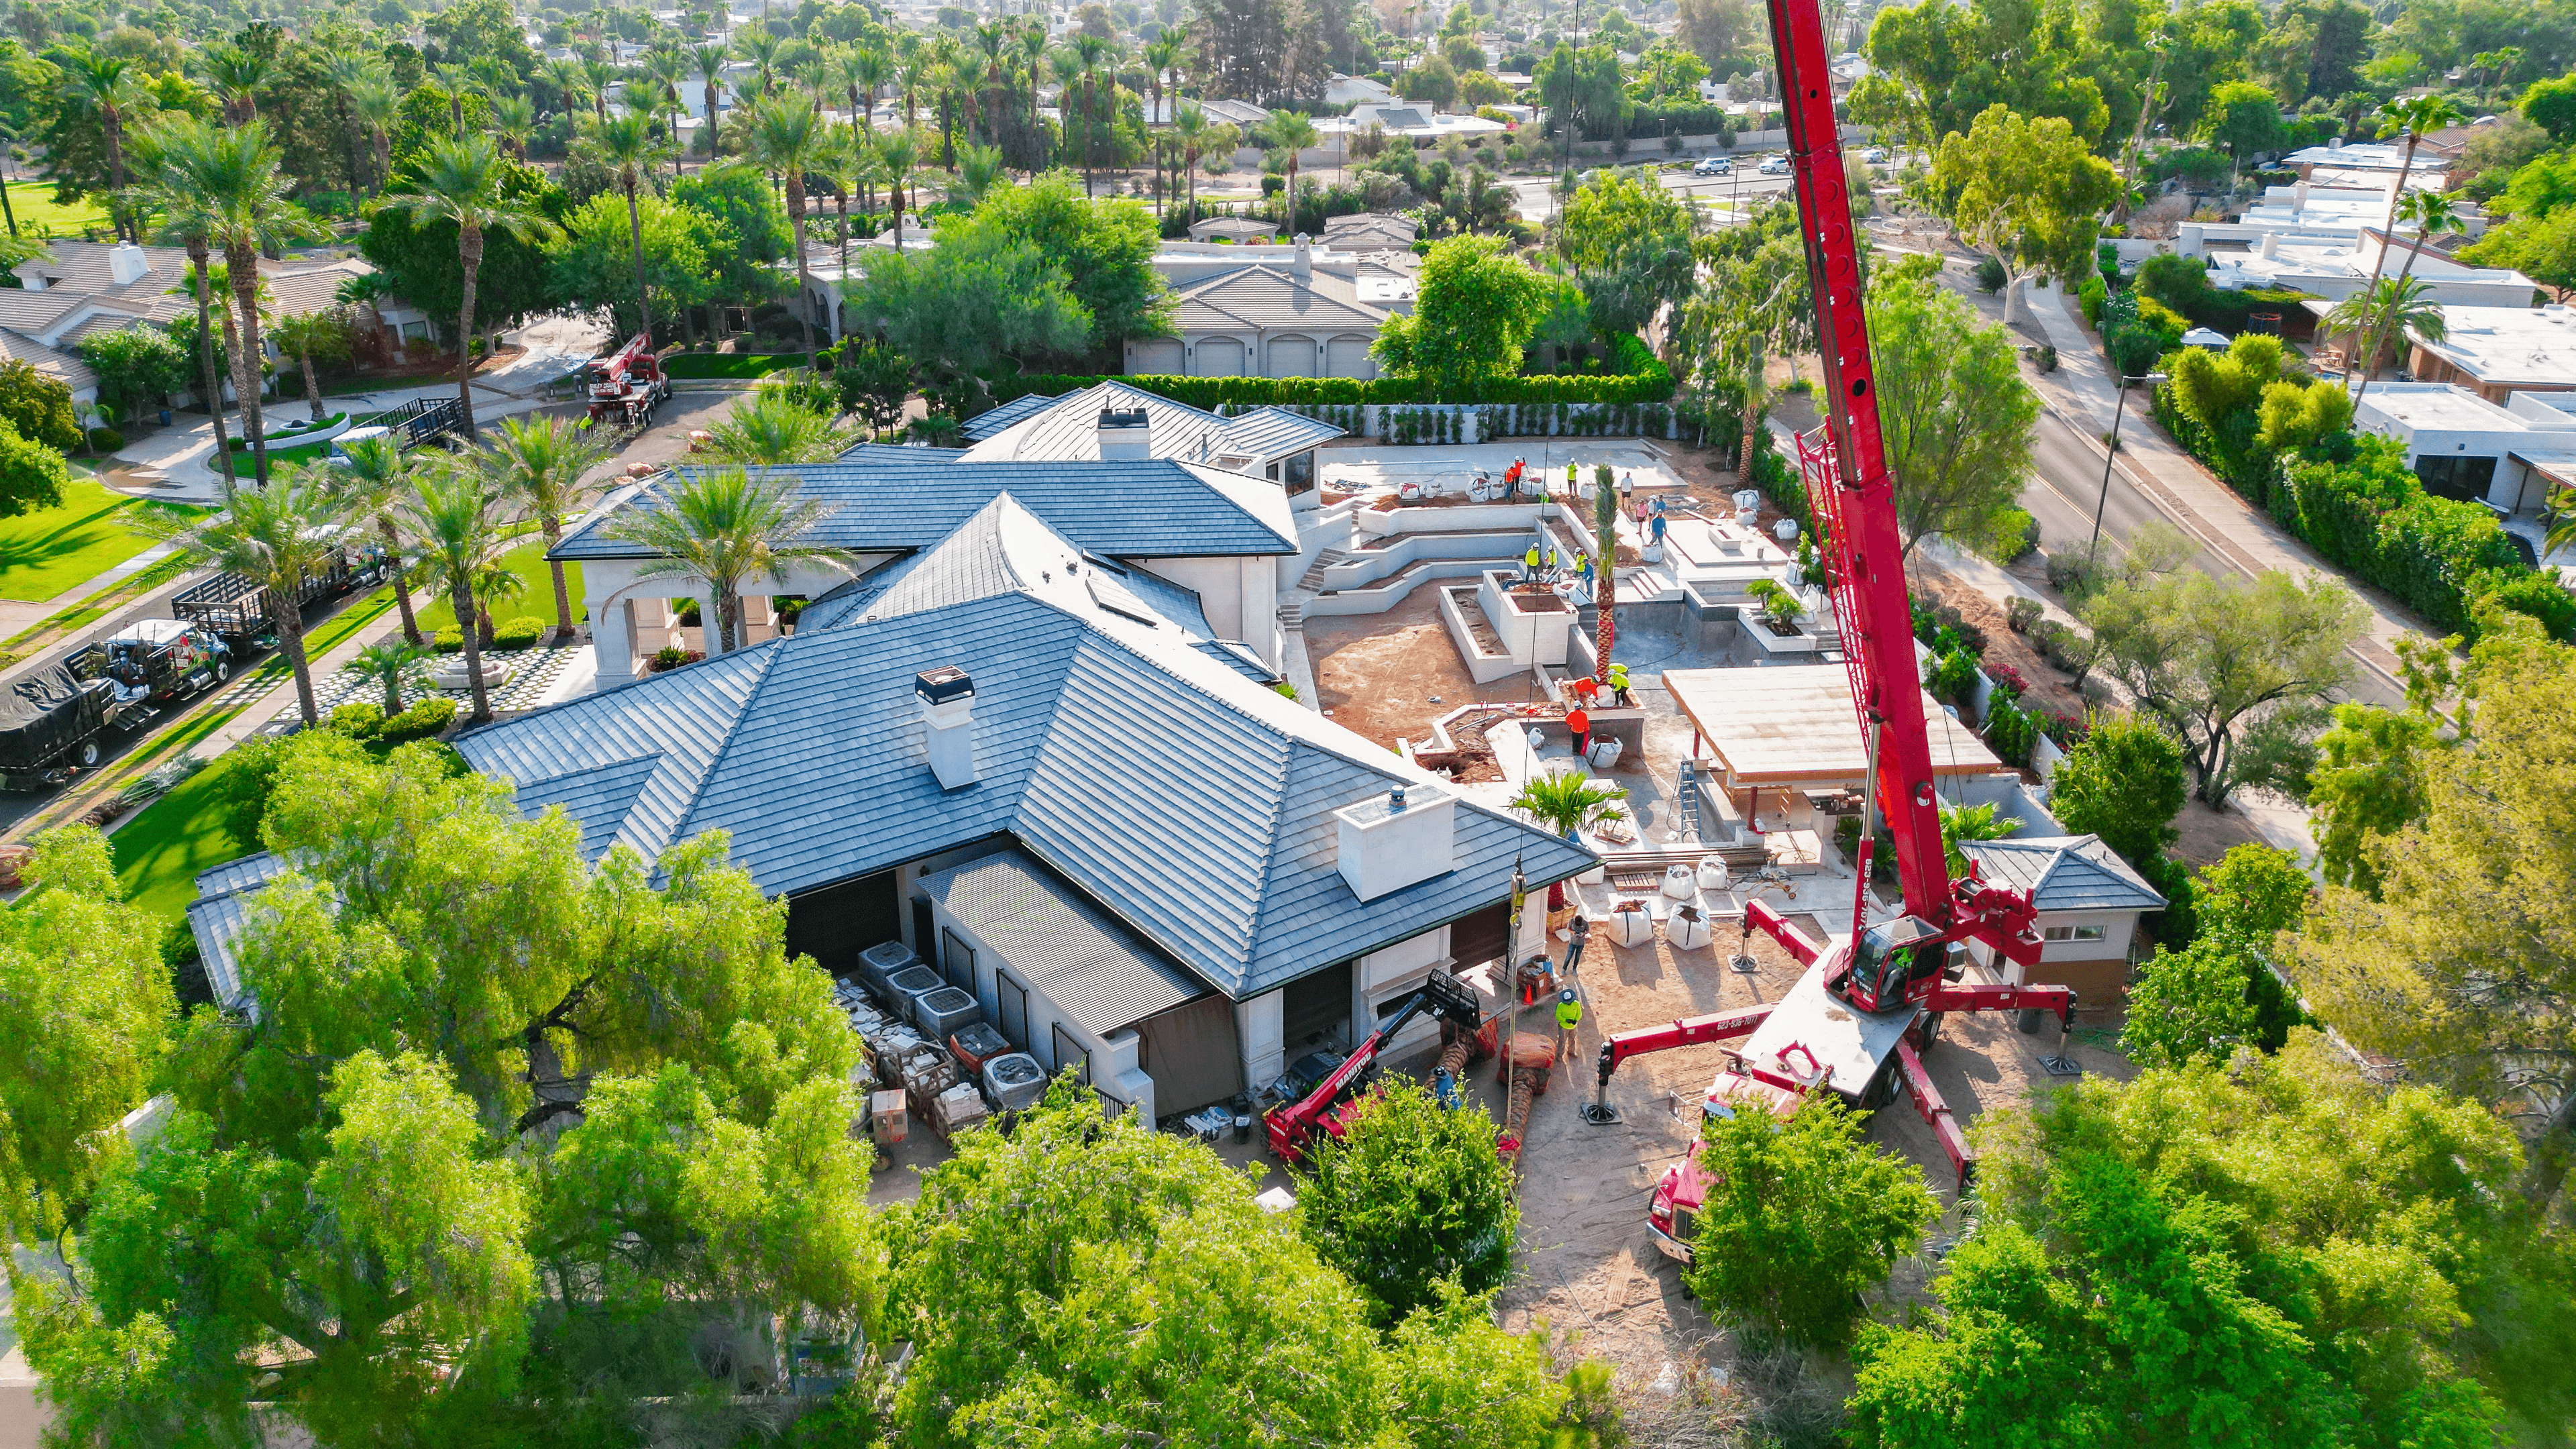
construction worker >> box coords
[1565,461,1579,495]
[1544,543,1560,580]
[1605,660,1633,705]
[1556,987,1584,1059]
[1523,541,1542,583]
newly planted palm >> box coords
[269,309,350,422]
[345,639,435,716]
[136,473,356,726]
[741,96,826,362]
[704,391,854,466]
[398,464,520,722]
[953,142,1005,204]
[878,129,920,251]
[479,415,615,640]
[327,432,427,645]
[1173,103,1210,217]
[1262,109,1322,227]
[2354,190,2467,406]
[1507,769,1629,839]
[384,136,564,436]
[578,111,675,344]
[608,467,854,655]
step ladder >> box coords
[1670,761,1702,844]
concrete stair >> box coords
[1296,547,1350,593]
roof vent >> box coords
[914,666,978,790]
[108,243,150,286]
[1097,405,1151,461]
[1335,782,1456,902]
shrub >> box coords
[1930,649,1981,714]
[329,701,385,739]
[431,627,464,653]
[651,645,690,671]
[2078,274,2107,327]
[86,427,125,453]
[1297,1079,1518,1326]
[2050,711,2188,867]
[1984,699,2038,767]
[1984,660,2028,700]
[2471,568,2576,641]
[378,696,459,744]
[490,616,547,650]
[1972,256,2007,293]
[2006,596,2043,633]
[2035,344,2058,374]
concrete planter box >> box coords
[1477,570,1575,672]
[1355,500,1550,537]
[431,655,515,691]
[1745,614,1821,659]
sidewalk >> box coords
[2023,284,2424,689]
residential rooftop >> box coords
[2408,304,2576,388]
[1957,835,2166,913]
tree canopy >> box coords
[1868,262,2039,557]
[1373,235,1548,392]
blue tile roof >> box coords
[462,496,1593,1003]
[1959,835,2167,912]
[551,457,1297,563]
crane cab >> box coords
[1837,914,1951,1015]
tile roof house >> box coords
[294,494,1594,1124]
[957,380,1343,500]
[1957,834,2166,1005]
[551,449,1305,689]
[1124,245,1397,380]
[1321,212,1421,253]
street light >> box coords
[2089,371,2169,561]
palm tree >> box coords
[847,46,891,143]
[431,63,479,136]
[814,125,866,292]
[579,52,621,123]
[1937,800,2014,878]
[954,142,1005,204]
[692,44,731,157]
[1014,24,1051,170]
[344,639,435,717]
[1069,34,1113,195]
[736,27,786,103]
[971,23,1009,143]
[269,309,348,423]
[2542,484,2576,561]
[1142,35,1181,211]
[385,135,564,437]
[326,433,427,645]
[2354,190,2468,407]
[608,466,854,655]
[346,74,400,195]
[483,93,535,162]
[878,129,920,252]
[202,119,316,489]
[703,390,854,464]
[545,54,593,121]
[58,49,148,240]
[741,95,826,363]
[131,116,239,495]
[645,46,694,175]
[578,111,674,345]
[2324,276,2447,380]
[195,41,274,126]
[896,34,926,129]
[1173,103,1210,219]
[398,464,519,722]
[136,472,355,726]
[2343,94,2465,388]
[1507,769,1628,839]
[478,415,615,641]
[1263,109,1322,229]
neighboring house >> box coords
[2180,181,2490,252]
[1316,103,1509,150]
[186,494,1589,1124]
[1187,216,1280,243]
[2204,228,2536,315]
[959,380,1344,498]
[2282,140,2453,190]
[800,228,939,343]
[550,448,1301,687]
[2355,382,2576,541]
[2406,303,2576,403]
[1128,248,1396,380]
[1957,835,2167,1005]
[3,241,431,406]
[1326,73,1394,107]
[1320,212,1419,253]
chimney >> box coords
[1335,782,1456,902]
[1095,405,1151,460]
[2259,231,2280,260]
[1293,237,1312,280]
[915,666,978,790]
[2292,179,2310,208]
[107,243,150,286]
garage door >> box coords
[1267,334,1318,378]
[1195,337,1245,377]
[1326,335,1377,378]
[1130,337,1184,375]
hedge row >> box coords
[1001,336,1676,410]
[662,352,811,380]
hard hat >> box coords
[1560,988,1577,1004]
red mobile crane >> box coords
[1594,0,2080,1238]
[584,333,671,427]
[1266,971,1487,1164]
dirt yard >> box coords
[1909,564,2087,725]
[1307,589,1557,747]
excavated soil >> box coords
[1307,590,1556,748]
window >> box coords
[2072,924,2105,941]
[2043,923,2107,943]
[1285,449,1316,496]
[1051,1023,1091,1083]
[2416,453,2497,502]
[400,320,431,341]
[940,928,975,991]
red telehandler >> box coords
[1265,971,1487,1164]
[584,333,671,427]
[1592,0,2081,1258]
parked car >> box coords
[1758,156,1792,176]
[1862,146,1889,164]
[1691,155,1733,175]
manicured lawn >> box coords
[0,480,190,604]
[413,539,585,632]
[110,757,252,922]
[0,181,110,235]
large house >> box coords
[2404,303,2576,403]
[1126,244,1399,380]
[958,380,1344,496]
[186,495,1591,1124]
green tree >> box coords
[476,413,614,641]
[382,135,564,435]
[2295,633,2576,1212]
[202,117,319,488]
[608,466,855,656]
[2122,936,2263,1067]
[1849,1033,2573,1447]
[343,637,434,715]
[396,461,519,721]
[70,327,190,427]
[972,170,1173,362]
[1297,1078,1518,1325]
[1550,167,1698,339]
[1676,200,1811,476]
[2337,93,2467,370]
[855,217,1092,403]
[2306,698,2441,893]
[1683,1095,1939,1350]
[266,309,353,423]
[2047,710,2188,867]
[129,113,241,492]
[741,94,828,363]
[574,109,674,347]
[1869,268,2039,557]
[2200,78,2284,180]
[2523,72,2576,144]
[0,416,69,521]
[1930,104,2120,328]
[135,472,354,726]
[1374,235,1547,394]
[0,828,173,1243]
[2080,569,2365,806]
[547,190,714,339]
[324,433,428,645]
